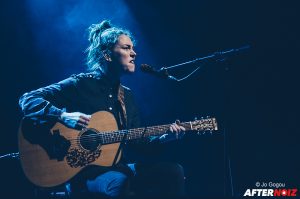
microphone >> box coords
[140,64,178,81]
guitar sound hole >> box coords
[79,129,101,151]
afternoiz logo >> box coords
[243,189,298,197]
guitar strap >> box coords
[117,85,127,129]
[112,85,128,166]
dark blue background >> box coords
[0,0,298,197]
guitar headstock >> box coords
[191,117,218,133]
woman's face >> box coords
[110,34,136,73]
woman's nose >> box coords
[131,49,137,57]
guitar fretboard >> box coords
[100,122,193,144]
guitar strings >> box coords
[65,123,194,144]
[69,121,209,143]
[66,124,173,144]
[64,120,212,145]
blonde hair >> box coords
[85,20,135,73]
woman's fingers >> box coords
[78,117,89,125]
[170,123,186,133]
[78,114,91,127]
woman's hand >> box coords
[59,112,91,129]
[169,121,186,139]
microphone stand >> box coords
[158,45,249,196]
[158,45,250,81]
[221,60,234,197]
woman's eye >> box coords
[122,46,131,50]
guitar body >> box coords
[18,111,122,188]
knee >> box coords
[86,171,129,197]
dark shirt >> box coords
[19,72,140,130]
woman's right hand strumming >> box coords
[59,112,91,129]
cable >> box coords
[0,152,19,159]
[174,65,203,82]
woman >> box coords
[19,20,185,197]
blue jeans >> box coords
[84,162,185,197]
[86,164,135,197]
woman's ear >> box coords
[102,50,112,62]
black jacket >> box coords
[19,72,140,130]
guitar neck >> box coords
[101,122,193,144]
[99,117,217,145]
[127,122,193,140]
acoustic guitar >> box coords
[18,111,218,187]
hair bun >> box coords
[88,20,112,43]
[97,20,112,34]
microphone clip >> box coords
[140,64,178,81]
